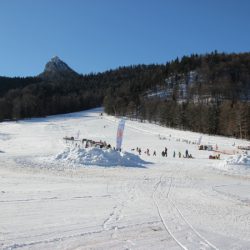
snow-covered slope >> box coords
[0,108,250,250]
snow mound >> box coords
[0,133,11,141]
[55,146,149,167]
[226,154,250,167]
[215,153,250,175]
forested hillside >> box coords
[104,52,250,139]
[0,52,250,139]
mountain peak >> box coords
[50,56,61,63]
[39,56,79,80]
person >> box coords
[162,151,165,157]
[185,149,188,158]
[164,147,168,157]
[153,150,156,156]
[138,148,141,155]
[146,148,150,156]
[178,151,181,158]
[215,154,220,159]
[173,151,176,158]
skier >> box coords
[178,151,181,158]
[153,150,156,156]
[173,151,176,158]
[185,149,188,158]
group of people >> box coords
[161,147,168,157]
[64,138,114,150]
[133,147,156,156]
[209,154,220,159]
[82,139,113,149]
[172,149,193,158]
[132,147,194,159]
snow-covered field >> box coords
[0,108,250,250]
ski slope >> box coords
[0,108,250,250]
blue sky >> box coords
[0,0,250,77]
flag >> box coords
[76,130,80,139]
[116,119,126,150]
[197,136,202,145]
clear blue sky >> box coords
[0,0,250,77]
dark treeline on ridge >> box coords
[1,51,250,139]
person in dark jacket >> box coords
[164,147,168,157]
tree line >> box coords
[0,51,250,139]
[104,52,250,139]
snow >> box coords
[0,107,250,250]
[54,146,149,167]
[147,89,169,99]
[226,153,250,166]
[215,153,250,175]
[0,133,11,141]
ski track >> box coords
[152,174,219,250]
[162,173,219,250]
[172,166,219,250]
[104,114,247,249]
[152,176,188,250]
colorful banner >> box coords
[116,119,126,150]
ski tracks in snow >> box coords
[152,175,219,250]
[101,115,220,249]
[101,172,219,250]
[152,176,188,250]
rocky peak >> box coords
[39,56,79,80]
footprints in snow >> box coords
[103,205,124,232]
